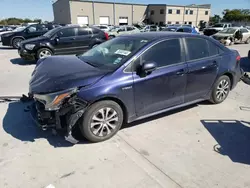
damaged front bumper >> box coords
[29,96,88,143]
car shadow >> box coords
[0,46,15,50]
[240,57,250,72]
[10,58,36,65]
[201,119,250,165]
[2,101,88,147]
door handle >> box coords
[176,69,185,76]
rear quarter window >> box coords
[185,38,209,60]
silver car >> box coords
[211,27,250,45]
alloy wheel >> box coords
[13,38,23,48]
[39,49,52,59]
[216,79,230,101]
[90,107,119,137]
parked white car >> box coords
[93,25,112,32]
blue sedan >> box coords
[176,26,200,34]
[30,32,241,142]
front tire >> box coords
[80,100,124,142]
[12,38,23,49]
[37,48,53,59]
[210,75,231,104]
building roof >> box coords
[54,0,211,9]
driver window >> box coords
[27,25,38,33]
[57,28,76,38]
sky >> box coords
[0,0,249,21]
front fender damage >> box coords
[26,94,88,144]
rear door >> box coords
[184,37,220,102]
[240,28,250,41]
[74,27,92,53]
[53,27,78,55]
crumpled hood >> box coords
[29,55,110,94]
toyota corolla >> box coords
[29,32,242,143]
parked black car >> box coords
[1,24,60,48]
[18,25,109,60]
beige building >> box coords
[53,0,210,26]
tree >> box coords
[34,19,42,24]
[222,9,250,22]
[209,14,221,24]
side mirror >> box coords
[137,61,157,77]
[55,37,60,42]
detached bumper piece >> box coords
[30,97,87,144]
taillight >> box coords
[236,55,241,64]
[104,32,109,40]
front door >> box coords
[184,37,219,102]
[25,24,48,39]
[133,38,188,116]
[53,27,78,55]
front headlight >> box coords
[34,88,78,111]
[25,44,36,50]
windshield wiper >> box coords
[76,55,98,67]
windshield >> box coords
[78,37,150,70]
[213,23,224,28]
[43,27,61,37]
[13,27,26,32]
[218,28,237,34]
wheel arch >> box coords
[91,96,128,123]
[223,72,234,90]
[11,36,25,45]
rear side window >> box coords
[92,28,100,34]
[100,26,107,29]
[57,28,76,38]
[78,28,89,36]
[127,27,134,31]
[141,39,182,68]
[185,38,209,60]
[36,24,49,32]
[207,40,220,56]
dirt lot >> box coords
[0,43,250,188]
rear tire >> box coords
[80,100,123,142]
[210,75,231,104]
[12,38,23,49]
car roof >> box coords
[121,32,202,40]
[177,26,193,29]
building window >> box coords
[189,22,192,25]
[190,10,193,15]
[185,10,189,14]
[184,21,187,24]
[168,9,172,14]
[176,21,179,24]
[150,10,154,15]
[205,11,208,15]
[160,9,164,14]
[167,21,171,24]
[176,9,180,14]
